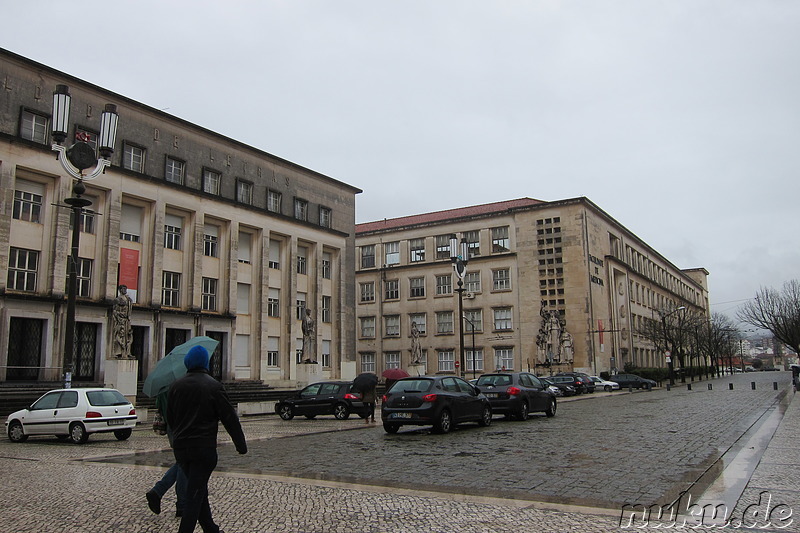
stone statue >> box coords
[546,311,562,361]
[112,284,133,358]
[301,308,316,363]
[410,321,422,364]
[559,331,574,362]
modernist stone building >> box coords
[0,48,360,392]
[355,198,709,378]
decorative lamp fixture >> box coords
[98,104,118,158]
[52,84,71,145]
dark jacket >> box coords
[167,368,247,454]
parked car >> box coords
[381,375,492,434]
[5,388,137,444]
[474,372,557,420]
[539,377,569,397]
[275,381,368,420]
[546,376,579,396]
[556,372,596,393]
[590,376,620,392]
[610,374,657,390]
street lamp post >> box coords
[660,306,686,386]
[51,84,119,388]
[450,235,469,378]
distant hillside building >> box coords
[0,48,361,390]
[355,198,709,377]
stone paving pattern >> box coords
[0,372,797,533]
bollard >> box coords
[708,383,712,390]
[666,384,671,391]
[687,383,692,391]
[774,382,778,391]
[628,386,633,393]
[729,383,734,390]
[751,382,756,390]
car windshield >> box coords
[86,390,129,406]
[476,375,512,386]
[388,379,432,393]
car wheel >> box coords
[333,403,350,420]
[433,409,452,433]
[516,400,529,421]
[7,421,27,443]
[304,414,317,420]
[113,428,132,441]
[545,398,557,418]
[278,404,294,421]
[604,385,612,392]
[69,423,89,444]
[383,423,400,434]
[478,406,493,427]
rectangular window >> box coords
[164,214,182,250]
[361,353,376,373]
[322,295,332,323]
[203,169,221,195]
[76,258,92,298]
[319,207,332,228]
[237,283,250,315]
[360,282,375,303]
[463,309,483,332]
[123,143,145,172]
[236,180,253,204]
[492,226,510,253]
[360,317,375,338]
[436,311,454,334]
[267,288,281,317]
[385,352,401,369]
[409,313,426,335]
[120,204,143,243]
[165,157,185,185]
[493,308,512,331]
[438,350,455,372]
[294,198,308,221]
[384,241,399,265]
[435,235,451,260]
[204,224,219,257]
[361,245,376,269]
[322,340,331,368]
[162,271,181,307]
[464,272,481,293]
[202,277,218,311]
[466,349,484,372]
[267,337,280,367]
[436,274,452,295]
[8,248,38,291]
[410,238,426,262]
[409,277,425,298]
[384,279,399,300]
[493,268,511,290]
[13,180,44,223]
[296,293,306,320]
[238,231,252,263]
[465,230,480,257]
[384,315,400,337]
[267,190,282,213]
[296,246,307,275]
[269,239,281,269]
[21,110,48,143]
[322,252,332,279]
[495,347,514,370]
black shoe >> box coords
[175,510,183,518]
[146,490,161,514]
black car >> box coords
[541,376,577,396]
[381,375,492,434]
[475,372,556,420]
[275,381,368,420]
[555,372,595,393]
[610,373,657,390]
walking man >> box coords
[167,345,247,533]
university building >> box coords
[0,48,361,391]
[354,198,709,378]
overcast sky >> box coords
[3,1,798,318]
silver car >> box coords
[6,388,137,444]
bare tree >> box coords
[737,280,800,357]
[696,313,739,377]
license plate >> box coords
[485,393,498,398]
[107,419,124,426]
[390,412,412,419]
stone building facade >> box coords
[355,198,709,378]
[0,48,361,390]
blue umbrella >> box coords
[142,336,219,397]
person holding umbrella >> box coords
[352,372,378,424]
[167,345,247,533]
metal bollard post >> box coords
[628,386,633,393]
[687,383,692,391]
[751,382,756,390]
[773,382,778,391]
[729,383,734,390]
[708,383,712,390]
[666,384,670,391]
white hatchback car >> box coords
[590,376,620,392]
[5,388,137,444]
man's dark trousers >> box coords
[175,447,220,533]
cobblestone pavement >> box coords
[1,372,797,533]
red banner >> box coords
[598,320,604,344]
[119,248,139,290]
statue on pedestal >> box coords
[410,321,422,364]
[112,285,133,358]
[301,308,317,363]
